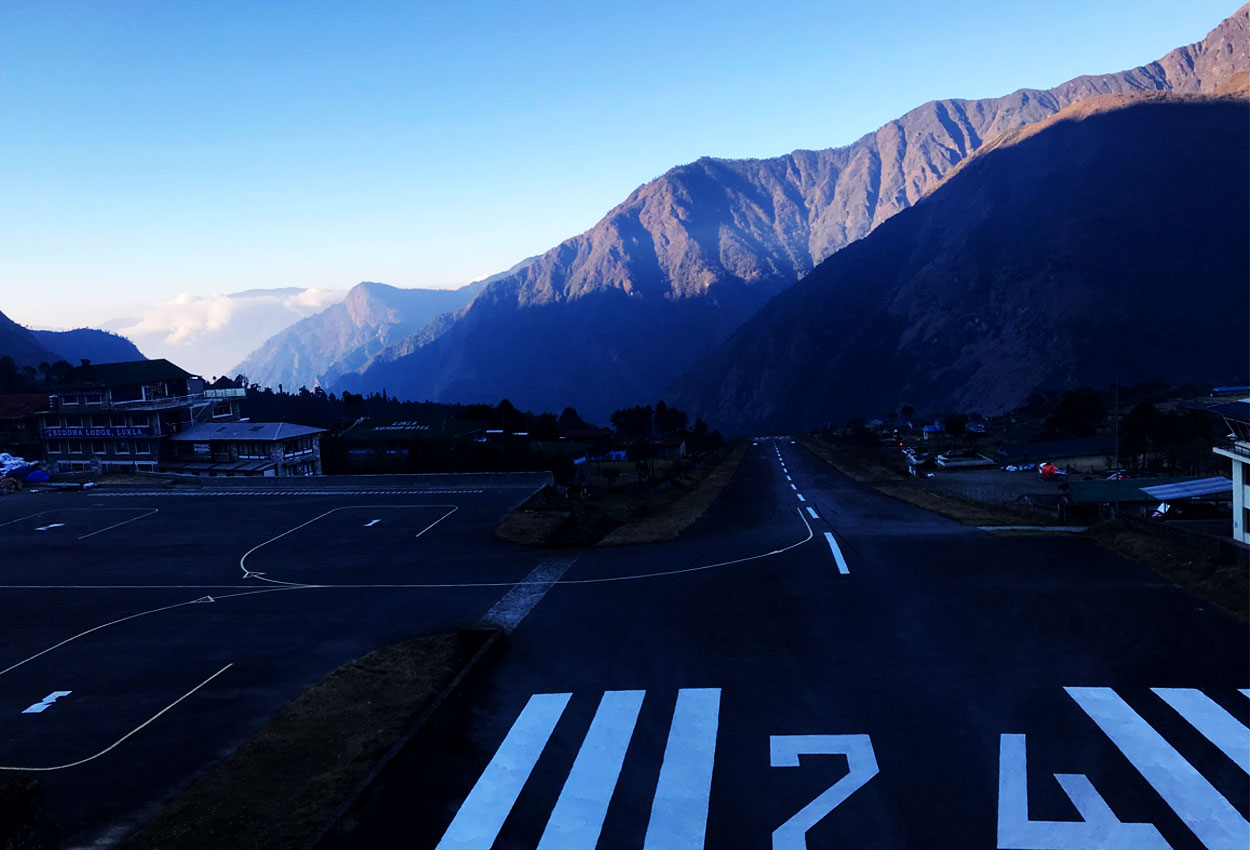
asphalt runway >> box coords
[0,473,554,846]
[323,440,1250,850]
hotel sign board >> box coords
[43,426,152,438]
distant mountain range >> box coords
[670,91,1249,431]
[232,259,535,391]
[103,286,349,380]
[0,310,145,369]
[304,5,1248,419]
[29,328,144,365]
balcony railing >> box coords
[1212,439,1250,462]
[52,393,212,412]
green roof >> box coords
[1068,477,1201,504]
[58,359,193,390]
[340,417,488,441]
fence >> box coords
[1122,515,1249,567]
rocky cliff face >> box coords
[233,278,492,391]
[670,95,1250,432]
[338,7,1247,418]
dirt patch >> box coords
[1085,520,1249,622]
[495,441,747,547]
[119,632,484,850]
[598,439,750,546]
[799,437,1053,526]
[872,482,1056,527]
[494,505,573,545]
[797,436,904,483]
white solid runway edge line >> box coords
[1067,686,1250,850]
[824,532,850,574]
[436,692,571,850]
[643,688,721,850]
[537,690,645,850]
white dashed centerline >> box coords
[796,494,805,502]
[806,507,819,519]
[824,532,849,574]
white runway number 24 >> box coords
[770,734,879,850]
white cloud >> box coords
[113,287,347,377]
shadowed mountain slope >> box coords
[339,6,1248,418]
[30,328,145,365]
[669,96,1250,432]
[0,311,60,368]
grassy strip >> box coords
[496,441,748,547]
[120,633,480,850]
[797,436,1052,526]
[597,439,750,546]
[1085,520,1249,622]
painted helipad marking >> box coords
[1067,686,1250,850]
[644,688,721,850]
[1,665,232,771]
[77,508,159,540]
[22,691,72,714]
[436,692,571,849]
[0,588,291,679]
[538,690,645,849]
[824,532,849,574]
[1152,688,1250,775]
[238,504,459,587]
[806,507,819,519]
[34,524,65,532]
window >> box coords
[68,441,82,454]
[1242,463,1250,487]
[65,415,81,427]
[135,441,151,455]
[48,441,61,455]
[92,440,106,454]
[112,415,127,427]
[117,440,130,454]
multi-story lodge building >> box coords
[39,359,245,473]
[163,421,325,477]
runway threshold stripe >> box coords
[436,692,571,850]
[477,557,576,632]
[643,688,720,850]
[537,690,645,850]
[1067,687,1250,850]
[1152,688,1250,774]
[824,532,849,574]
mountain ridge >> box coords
[233,257,537,390]
[669,95,1250,432]
[334,5,1248,418]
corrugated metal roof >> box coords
[168,422,325,442]
[1139,477,1233,500]
[1068,477,1201,504]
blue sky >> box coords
[1,0,1237,331]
